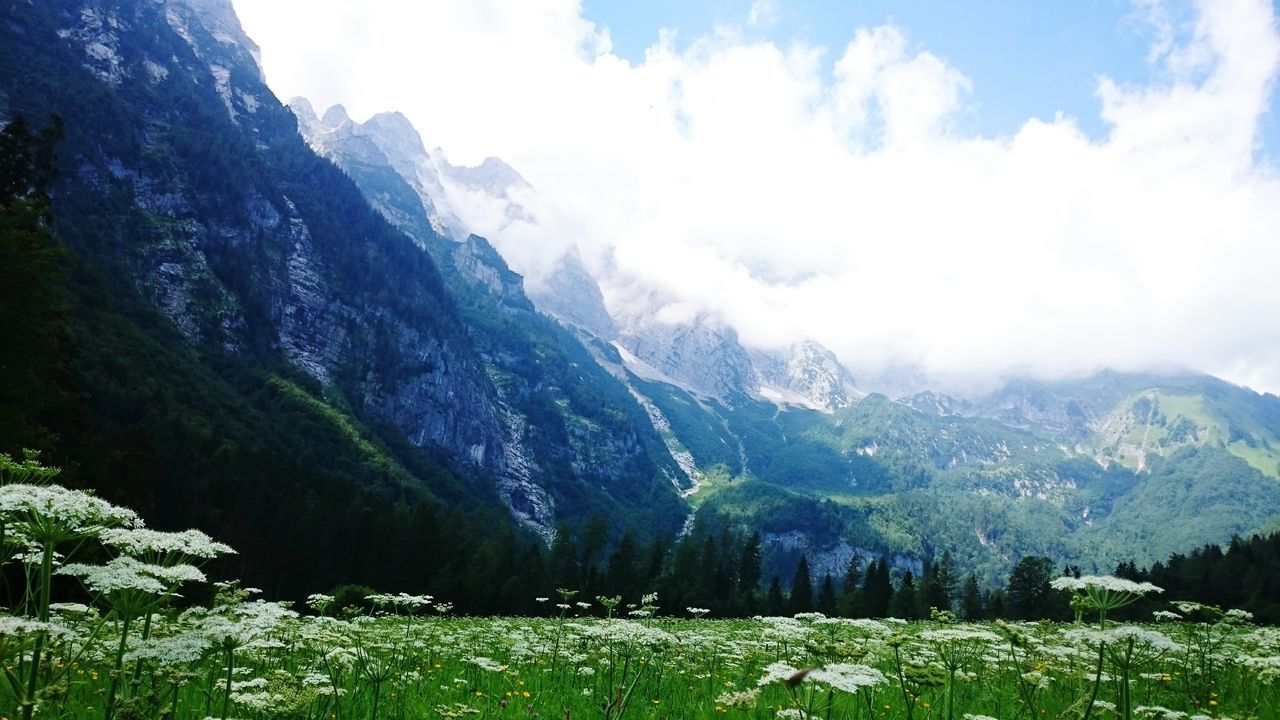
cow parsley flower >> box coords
[1050,575,1162,596]
[758,661,803,687]
[57,556,190,595]
[0,483,138,544]
[810,663,886,694]
[99,527,235,559]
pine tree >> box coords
[789,555,814,614]
[838,553,862,617]
[863,559,893,617]
[603,533,638,600]
[739,531,762,593]
[817,573,837,615]
[738,531,763,615]
[549,522,579,590]
[961,573,984,620]
[0,115,72,455]
[890,571,918,619]
[932,551,957,612]
[766,575,785,615]
[1006,556,1053,620]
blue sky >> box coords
[585,0,1279,154]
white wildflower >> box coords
[810,663,886,694]
[0,483,138,543]
[58,556,183,595]
[758,661,803,687]
[1133,706,1188,720]
[716,688,760,709]
[99,527,234,559]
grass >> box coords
[4,604,1277,720]
[4,468,1277,720]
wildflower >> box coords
[0,483,138,545]
[57,555,204,595]
[306,593,335,613]
[758,661,803,687]
[809,664,887,694]
[716,688,760,709]
[98,527,235,559]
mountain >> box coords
[286,98,697,532]
[750,340,862,411]
[0,0,687,599]
[5,0,1279,602]
[286,94,1280,585]
[293,99,866,413]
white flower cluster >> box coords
[1049,575,1163,596]
[0,483,138,544]
[1133,705,1190,720]
[0,615,69,637]
[467,655,505,672]
[757,661,885,695]
[58,555,205,595]
[809,663,887,694]
[99,527,235,559]
[1062,625,1180,653]
[366,592,433,610]
[920,627,1002,644]
[715,687,760,708]
[574,619,677,648]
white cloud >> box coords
[232,0,1280,395]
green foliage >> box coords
[1005,556,1055,620]
[0,116,74,454]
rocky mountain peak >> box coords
[750,339,860,411]
[320,103,352,128]
[616,312,759,402]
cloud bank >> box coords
[234,0,1280,394]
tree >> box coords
[549,522,579,590]
[838,553,863,617]
[1006,555,1054,620]
[0,116,72,455]
[890,571,919,619]
[788,555,814,614]
[863,559,893,617]
[930,551,957,612]
[765,575,785,615]
[817,573,837,615]
[579,513,610,590]
[738,531,762,594]
[960,573,984,620]
[738,531,762,614]
[603,533,638,600]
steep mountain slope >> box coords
[287,97,696,522]
[0,0,685,560]
[296,100,862,413]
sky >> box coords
[232,0,1280,395]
